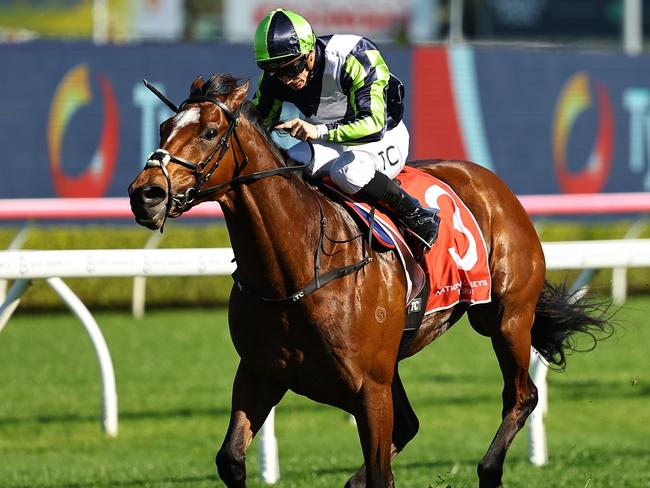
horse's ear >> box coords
[227,80,250,111]
[190,75,205,97]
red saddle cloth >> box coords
[400,166,491,313]
[335,166,492,314]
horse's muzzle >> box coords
[128,183,168,230]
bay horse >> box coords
[128,74,610,488]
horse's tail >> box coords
[531,280,615,370]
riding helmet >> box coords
[254,9,316,70]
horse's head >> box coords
[128,74,249,230]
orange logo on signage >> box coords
[47,64,119,197]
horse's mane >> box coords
[203,74,288,164]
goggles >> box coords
[258,54,308,78]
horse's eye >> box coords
[203,128,218,140]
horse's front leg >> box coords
[216,362,286,488]
[346,369,419,488]
[349,379,395,488]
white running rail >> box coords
[0,248,235,439]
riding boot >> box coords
[357,172,440,255]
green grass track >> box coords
[0,297,648,487]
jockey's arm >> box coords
[322,41,390,145]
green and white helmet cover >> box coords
[254,9,316,68]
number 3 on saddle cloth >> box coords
[321,166,491,344]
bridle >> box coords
[143,80,305,227]
[142,79,371,302]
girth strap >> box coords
[232,255,371,304]
[231,187,375,304]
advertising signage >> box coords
[1,41,648,201]
[412,45,650,194]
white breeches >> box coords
[287,121,410,194]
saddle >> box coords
[318,167,492,358]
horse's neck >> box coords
[221,131,323,294]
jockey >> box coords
[251,8,439,254]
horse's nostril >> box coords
[141,185,167,204]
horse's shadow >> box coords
[7,474,215,488]
[0,406,231,426]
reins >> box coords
[143,79,372,303]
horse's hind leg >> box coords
[469,302,539,488]
[391,368,420,451]
[215,362,286,488]
[346,368,419,488]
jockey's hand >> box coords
[275,118,318,141]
